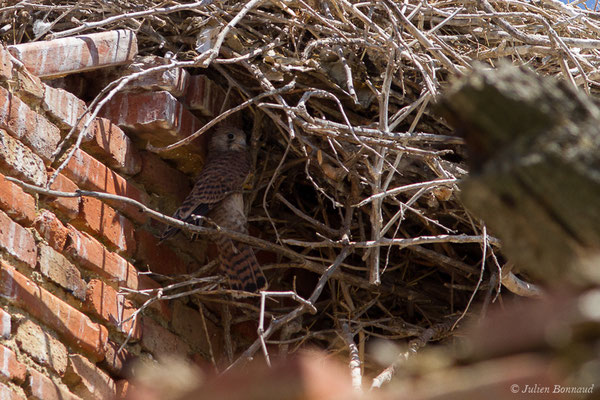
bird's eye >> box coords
[227,133,235,141]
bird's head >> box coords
[209,127,248,152]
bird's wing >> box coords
[159,151,250,242]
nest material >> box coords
[5,0,600,378]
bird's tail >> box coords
[216,236,267,292]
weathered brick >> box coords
[38,244,86,300]
[65,226,155,291]
[100,91,201,141]
[0,130,47,187]
[0,172,36,226]
[0,382,25,400]
[135,229,189,275]
[63,149,148,224]
[84,279,141,340]
[136,151,192,204]
[27,368,81,400]
[102,341,134,379]
[0,45,13,81]
[0,307,10,339]
[45,172,80,220]
[0,86,61,162]
[0,344,26,384]
[42,86,90,138]
[15,319,68,376]
[84,118,142,176]
[72,197,136,256]
[141,317,190,357]
[0,262,108,360]
[64,354,116,400]
[171,302,222,357]
[183,75,226,116]
[8,30,138,78]
[0,210,37,268]
[13,67,45,107]
[34,210,69,251]
[126,55,189,96]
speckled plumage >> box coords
[159,127,267,292]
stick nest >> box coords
[5,0,600,377]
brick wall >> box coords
[0,30,228,399]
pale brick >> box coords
[0,307,10,339]
[0,210,37,268]
[15,319,68,376]
[0,130,47,187]
[13,68,45,107]
[64,354,116,400]
[38,244,86,300]
[0,45,13,80]
[8,30,138,78]
[0,86,61,162]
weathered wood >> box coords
[438,63,600,284]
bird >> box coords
[159,127,268,292]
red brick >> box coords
[0,172,36,226]
[0,262,108,359]
[183,75,226,116]
[38,244,86,301]
[42,85,90,137]
[45,172,80,220]
[0,130,47,187]
[0,210,37,268]
[0,344,26,384]
[34,210,69,251]
[27,368,80,400]
[15,319,68,376]
[64,354,116,400]
[126,55,189,96]
[0,382,25,400]
[0,307,10,339]
[73,197,136,256]
[141,317,190,357]
[0,86,61,162]
[84,279,141,340]
[135,229,189,275]
[0,46,13,81]
[137,151,192,203]
[64,149,148,224]
[84,118,142,176]
[65,226,155,291]
[8,30,138,78]
[99,90,202,146]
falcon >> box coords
[159,127,267,292]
